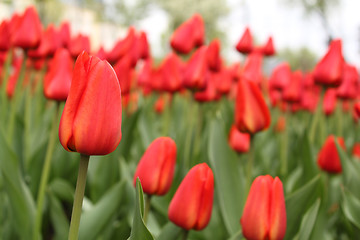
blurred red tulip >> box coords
[160,52,183,93]
[11,6,42,50]
[194,71,220,102]
[133,137,177,195]
[354,102,360,119]
[228,125,251,153]
[214,67,232,95]
[235,78,271,134]
[95,46,107,60]
[0,20,10,51]
[282,70,303,103]
[241,175,287,240]
[28,24,59,58]
[206,39,221,72]
[269,62,291,91]
[236,27,253,54]
[138,31,150,60]
[183,46,208,91]
[274,116,286,132]
[352,143,360,159]
[323,89,337,116]
[313,39,344,87]
[337,63,358,100]
[68,33,91,58]
[242,52,263,86]
[59,21,71,48]
[261,36,276,56]
[113,55,133,95]
[317,135,345,174]
[168,163,214,230]
[59,51,122,156]
[107,27,135,64]
[44,48,73,101]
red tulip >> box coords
[59,51,122,156]
[317,135,345,174]
[107,27,135,64]
[44,48,73,101]
[95,46,107,60]
[0,20,10,51]
[236,27,253,54]
[269,63,291,91]
[192,14,205,47]
[323,89,337,116]
[113,55,133,95]
[138,31,150,59]
[337,63,358,100]
[28,24,59,58]
[242,52,264,86]
[354,102,360,119]
[261,36,275,56]
[206,39,221,72]
[68,34,91,58]
[214,67,232,95]
[235,78,271,134]
[228,125,250,153]
[282,70,303,103]
[241,175,287,240]
[183,46,208,91]
[133,137,177,195]
[168,163,214,230]
[59,21,71,48]
[11,6,42,50]
[194,71,220,103]
[313,39,344,87]
[352,143,360,159]
[160,52,183,93]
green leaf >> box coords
[157,222,183,240]
[49,178,75,203]
[0,129,35,240]
[208,118,244,236]
[49,194,69,240]
[341,187,360,229]
[128,178,154,240]
[285,175,321,239]
[297,198,321,240]
[299,132,317,183]
[79,180,126,240]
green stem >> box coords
[1,49,13,117]
[143,194,152,224]
[246,136,255,194]
[280,113,289,178]
[183,95,197,169]
[68,154,90,240]
[162,94,171,136]
[309,89,325,144]
[33,103,60,240]
[24,72,36,168]
[182,229,189,240]
[336,100,343,136]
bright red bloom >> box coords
[282,70,303,103]
[137,31,150,60]
[337,63,358,100]
[354,102,360,119]
[235,78,271,134]
[241,175,287,240]
[168,163,214,230]
[194,71,220,103]
[192,14,205,47]
[183,46,208,91]
[6,55,23,98]
[242,52,263,86]
[59,51,122,156]
[95,46,107,60]
[352,143,360,159]
[214,67,232,95]
[0,20,10,51]
[59,21,71,48]
[228,125,251,153]
[323,89,337,116]
[236,27,253,54]
[11,6,42,50]
[133,137,177,195]
[68,34,91,58]
[159,52,184,93]
[317,135,345,174]
[28,24,59,58]
[313,39,344,87]
[261,36,276,56]
[207,39,221,72]
[269,63,291,91]
[113,55,133,95]
[44,48,73,101]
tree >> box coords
[276,47,318,72]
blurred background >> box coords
[0,0,359,72]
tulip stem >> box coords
[33,102,60,240]
[181,230,189,240]
[280,112,289,177]
[68,154,90,240]
[309,89,325,144]
[336,101,343,136]
[246,135,255,194]
[143,194,151,224]
[183,95,196,169]
[162,94,171,136]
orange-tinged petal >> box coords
[269,177,287,240]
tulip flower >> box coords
[282,70,303,103]
[194,71,220,103]
[241,175,287,240]
[43,48,73,101]
[133,137,177,195]
[183,46,208,91]
[261,36,276,56]
[107,27,135,64]
[242,53,264,86]
[0,20,10,51]
[59,51,122,156]
[354,102,360,119]
[160,52,183,93]
[337,63,358,100]
[322,89,337,116]
[68,34,91,58]
[269,63,291,91]
[113,54,133,95]
[206,39,221,72]
[236,27,253,54]
[11,6,42,50]
[28,24,59,58]
[317,135,345,174]
[228,125,251,153]
[235,78,271,134]
[59,21,71,48]
[168,163,214,231]
[313,39,344,87]
[352,143,360,159]
[214,67,232,95]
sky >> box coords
[139,0,360,67]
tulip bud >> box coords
[235,78,271,134]
[44,48,73,101]
[0,20,10,51]
[242,53,264,86]
[168,163,214,230]
[313,39,344,87]
[228,125,251,153]
[241,175,287,240]
[322,89,337,116]
[261,36,276,56]
[282,70,303,103]
[206,39,221,72]
[59,51,122,156]
[317,135,345,174]
[68,34,91,58]
[133,137,177,195]
[352,143,360,159]
[268,63,291,91]
[183,46,208,91]
[236,27,253,54]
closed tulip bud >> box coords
[206,39,221,72]
[11,6,42,50]
[282,70,303,103]
[242,53,264,86]
[133,137,177,195]
[269,63,291,91]
[59,51,122,156]
[261,36,276,56]
[107,27,135,64]
[337,64,358,100]
[354,102,360,119]
[236,27,253,54]
[183,46,208,91]
[241,175,286,240]
[235,78,271,134]
[160,52,183,93]
[113,55,133,95]
[68,34,90,58]
[59,21,71,48]
[313,39,344,87]
[28,24,59,58]
[317,135,345,174]
[228,125,251,153]
[0,20,10,51]
[168,163,214,230]
[44,48,73,101]
[323,89,337,116]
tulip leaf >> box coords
[49,194,69,240]
[128,178,154,240]
[49,178,74,203]
[297,198,321,240]
[0,128,35,240]
[79,180,126,240]
[157,222,183,240]
[299,132,317,183]
[208,118,244,236]
[341,187,360,229]
[285,174,321,239]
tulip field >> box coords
[2,5,360,240]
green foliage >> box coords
[276,47,318,71]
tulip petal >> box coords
[269,177,287,240]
